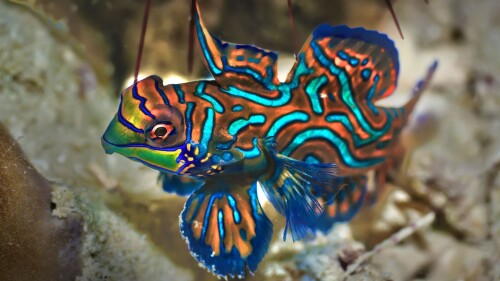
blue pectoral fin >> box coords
[312,176,367,234]
[258,138,345,241]
[180,179,272,278]
[159,173,203,196]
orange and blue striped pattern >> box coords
[101,1,437,278]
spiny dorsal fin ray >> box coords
[193,1,280,92]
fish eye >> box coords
[145,105,185,148]
[145,121,182,147]
[150,123,175,140]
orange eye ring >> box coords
[149,123,175,141]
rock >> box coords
[371,245,428,281]
[425,231,486,281]
[0,122,193,281]
[0,0,162,199]
[0,3,194,280]
[0,123,83,281]
[263,225,389,281]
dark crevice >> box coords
[412,262,432,279]
[450,26,465,43]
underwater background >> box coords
[1,0,499,280]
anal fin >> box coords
[312,175,367,234]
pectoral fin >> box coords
[258,137,345,241]
[179,178,272,278]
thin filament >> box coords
[385,0,404,40]
[188,0,196,73]
[134,0,153,84]
[287,0,298,57]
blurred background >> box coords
[0,0,499,280]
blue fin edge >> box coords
[312,24,400,76]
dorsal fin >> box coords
[193,1,280,91]
[286,24,399,102]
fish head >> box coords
[101,75,187,174]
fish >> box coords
[101,1,437,278]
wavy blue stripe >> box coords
[117,97,143,133]
[201,194,217,240]
[227,195,241,224]
[154,78,169,105]
[236,138,261,159]
[199,108,215,157]
[185,102,195,142]
[220,53,311,107]
[311,41,379,136]
[222,85,291,107]
[325,111,392,147]
[173,84,185,104]
[195,17,222,75]
[266,111,309,137]
[312,24,399,75]
[103,135,181,152]
[132,84,156,119]
[221,56,269,89]
[375,140,391,149]
[196,82,224,113]
[216,137,236,150]
[228,114,266,136]
[247,182,259,222]
[218,209,225,240]
[281,128,384,168]
[305,75,327,114]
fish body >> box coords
[101,2,437,278]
